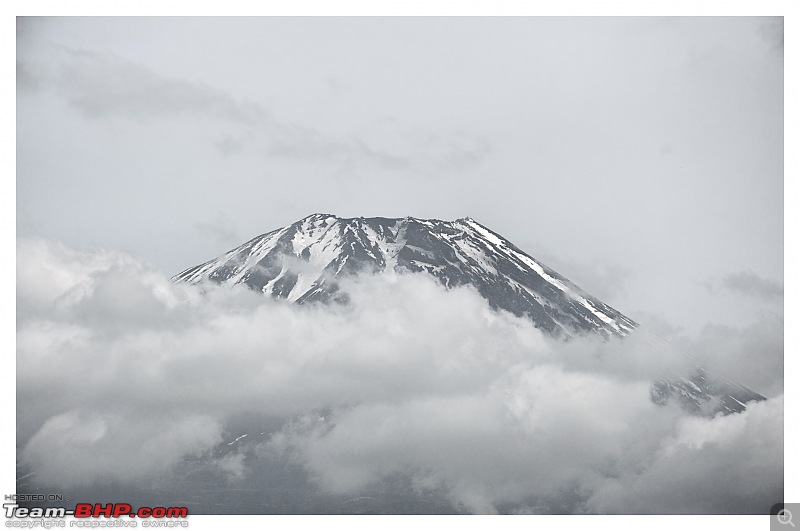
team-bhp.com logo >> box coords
[4,500,189,528]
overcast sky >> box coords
[11,14,789,520]
[17,17,783,332]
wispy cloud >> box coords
[265,121,492,175]
[193,213,241,248]
[25,45,492,179]
[52,47,269,126]
[721,270,783,299]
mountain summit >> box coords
[173,214,636,338]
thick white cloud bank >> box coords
[16,238,783,514]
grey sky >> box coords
[16,16,783,334]
[11,15,790,520]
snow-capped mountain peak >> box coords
[173,214,636,338]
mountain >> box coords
[173,213,764,413]
[174,214,636,338]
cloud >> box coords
[16,238,783,513]
[534,252,634,304]
[671,316,784,399]
[16,237,135,319]
[265,367,660,513]
[265,120,493,176]
[721,270,783,299]
[213,135,246,157]
[23,410,221,487]
[193,213,241,248]
[27,45,492,178]
[53,47,269,126]
[586,395,783,514]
